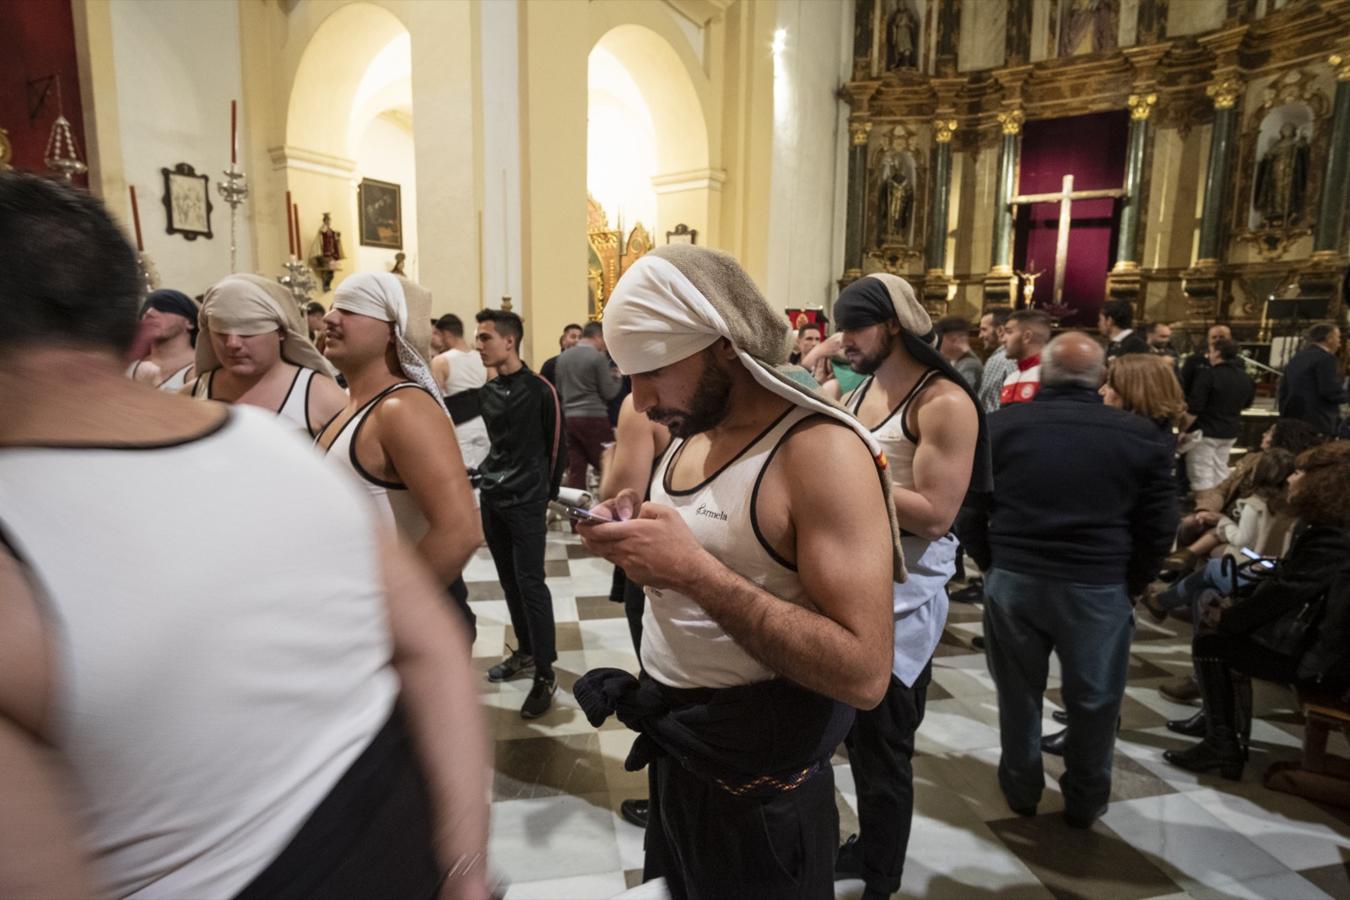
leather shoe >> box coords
[1166,709,1206,737]
[1052,709,1068,725]
[1063,804,1107,829]
[619,798,649,829]
[1041,728,1067,756]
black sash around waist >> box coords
[444,388,482,425]
[573,668,854,798]
[233,705,442,900]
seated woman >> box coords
[1163,441,1350,780]
[1142,448,1298,622]
[1168,418,1326,563]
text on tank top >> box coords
[317,382,431,545]
[845,368,943,492]
[193,366,318,436]
[640,405,816,689]
[0,408,396,898]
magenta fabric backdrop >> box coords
[1013,111,1128,326]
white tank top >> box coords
[318,382,431,545]
[193,366,318,436]
[641,406,816,688]
[0,407,396,899]
[438,347,487,396]
[846,370,954,686]
[127,360,193,392]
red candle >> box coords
[286,190,295,256]
[230,100,237,166]
[293,204,302,259]
[129,185,144,252]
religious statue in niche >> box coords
[884,0,919,70]
[1252,122,1310,227]
[390,252,407,276]
[875,150,914,245]
[310,212,345,292]
[1058,0,1120,58]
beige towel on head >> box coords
[197,274,331,376]
[604,245,907,582]
[332,272,445,414]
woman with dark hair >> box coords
[1163,441,1350,779]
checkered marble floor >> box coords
[463,531,1350,899]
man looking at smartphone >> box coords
[575,246,903,898]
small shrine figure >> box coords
[1253,123,1310,226]
[390,251,406,276]
[310,212,345,292]
[876,152,913,244]
[886,2,918,70]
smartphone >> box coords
[565,505,614,524]
[1240,547,1276,570]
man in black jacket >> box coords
[476,308,567,719]
[1277,323,1345,435]
[965,332,1177,829]
[1179,323,1231,396]
[1183,339,1255,492]
[1098,299,1150,360]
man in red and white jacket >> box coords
[999,309,1052,406]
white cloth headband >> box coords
[333,272,444,413]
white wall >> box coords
[479,0,523,310]
[354,113,419,280]
[108,0,253,295]
[766,0,848,311]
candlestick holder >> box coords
[217,164,249,273]
[279,258,317,309]
[137,252,161,295]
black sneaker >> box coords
[950,580,984,604]
[619,798,649,828]
[521,671,557,719]
[488,646,535,683]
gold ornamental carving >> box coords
[1207,78,1243,110]
[1331,54,1350,82]
[1127,93,1158,120]
[850,120,873,146]
[0,127,11,171]
[934,118,958,143]
[997,109,1024,136]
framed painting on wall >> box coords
[161,163,213,241]
[358,178,402,249]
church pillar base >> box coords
[983,265,1015,308]
[1182,261,1221,323]
[1297,250,1344,300]
[1106,262,1142,304]
[922,269,950,317]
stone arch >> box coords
[588,22,718,245]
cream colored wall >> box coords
[72,0,252,293]
[519,0,590,365]
[238,0,479,319]
[354,114,418,279]
[479,0,523,313]
[1140,124,1206,324]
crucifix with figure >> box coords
[1011,174,1125,305]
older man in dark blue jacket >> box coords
[965,332,1177,829]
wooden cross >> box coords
[1011,174,1126,305]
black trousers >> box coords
[844,662,933,897]
[644,755,837,900]
[481,498,555,668]
[447,577,476,646]
[1197,631,1298,684]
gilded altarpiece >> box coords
[841,0,1350,338]
[586,196,654,321]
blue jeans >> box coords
[1156,556,1257,612]
[982,567,1134,816]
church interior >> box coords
[5,0,1350,897]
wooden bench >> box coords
[1264,687,1350,808]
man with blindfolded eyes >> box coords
[126,289,199,391]
[832,273,989,899]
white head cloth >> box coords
[604,246,907,581]
[197,274,331,376]
[332,272,444,411]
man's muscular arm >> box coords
[581,421,893,709]
[0,551,99,898]
[376,392,483,585]
[892,385,978,540]
[599,395,667,502]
